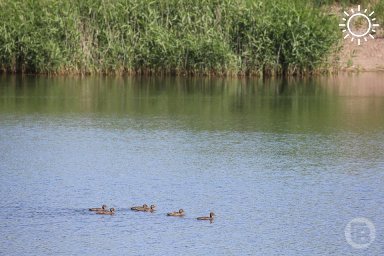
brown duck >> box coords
[96,208,115,215]
[167,209,185,217]
[197,212,215,221]
[131,204,148,211]
[89,204,107,211]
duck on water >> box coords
[89,204,107,211]
[167,209,185,217]
[131,204,156,212]
[196,212,215,221]
[96,208,115,215]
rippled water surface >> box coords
[0,74,383,255]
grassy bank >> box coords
[0,0,343,76]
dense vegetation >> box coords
[0,0,379,76]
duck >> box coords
[167,209,185,217]
[89,204,107,211]
[131,204,149,211]
[196,212,215,221]
[144,205,156,212]
[96,208,115,215]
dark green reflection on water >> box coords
[1,74,384,133]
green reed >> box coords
[0,0,343,76]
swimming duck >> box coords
[89,204,107,211]
[144,205,156,212]
[96,208,115,215]
[197,212,215,221]
[131,204,149,211]
[167,209,185,217]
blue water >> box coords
[0,75,383,255]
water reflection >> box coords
[1,74,383,133]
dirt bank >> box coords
[339,37,384,71]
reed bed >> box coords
[0,0,345,76]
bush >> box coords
[0,0,340,76]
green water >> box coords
[1,74,383,133]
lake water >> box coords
[0,74,383,255]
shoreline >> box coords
[1,69,383,79]
[2,37,383,77]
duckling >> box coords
[167,209,185,217]
[89,204,107,211]
[131,204,149,211]
[144,205,156,212]
[197,212,215,221]
[96,208,115,215]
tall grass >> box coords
[0,0,340,76]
